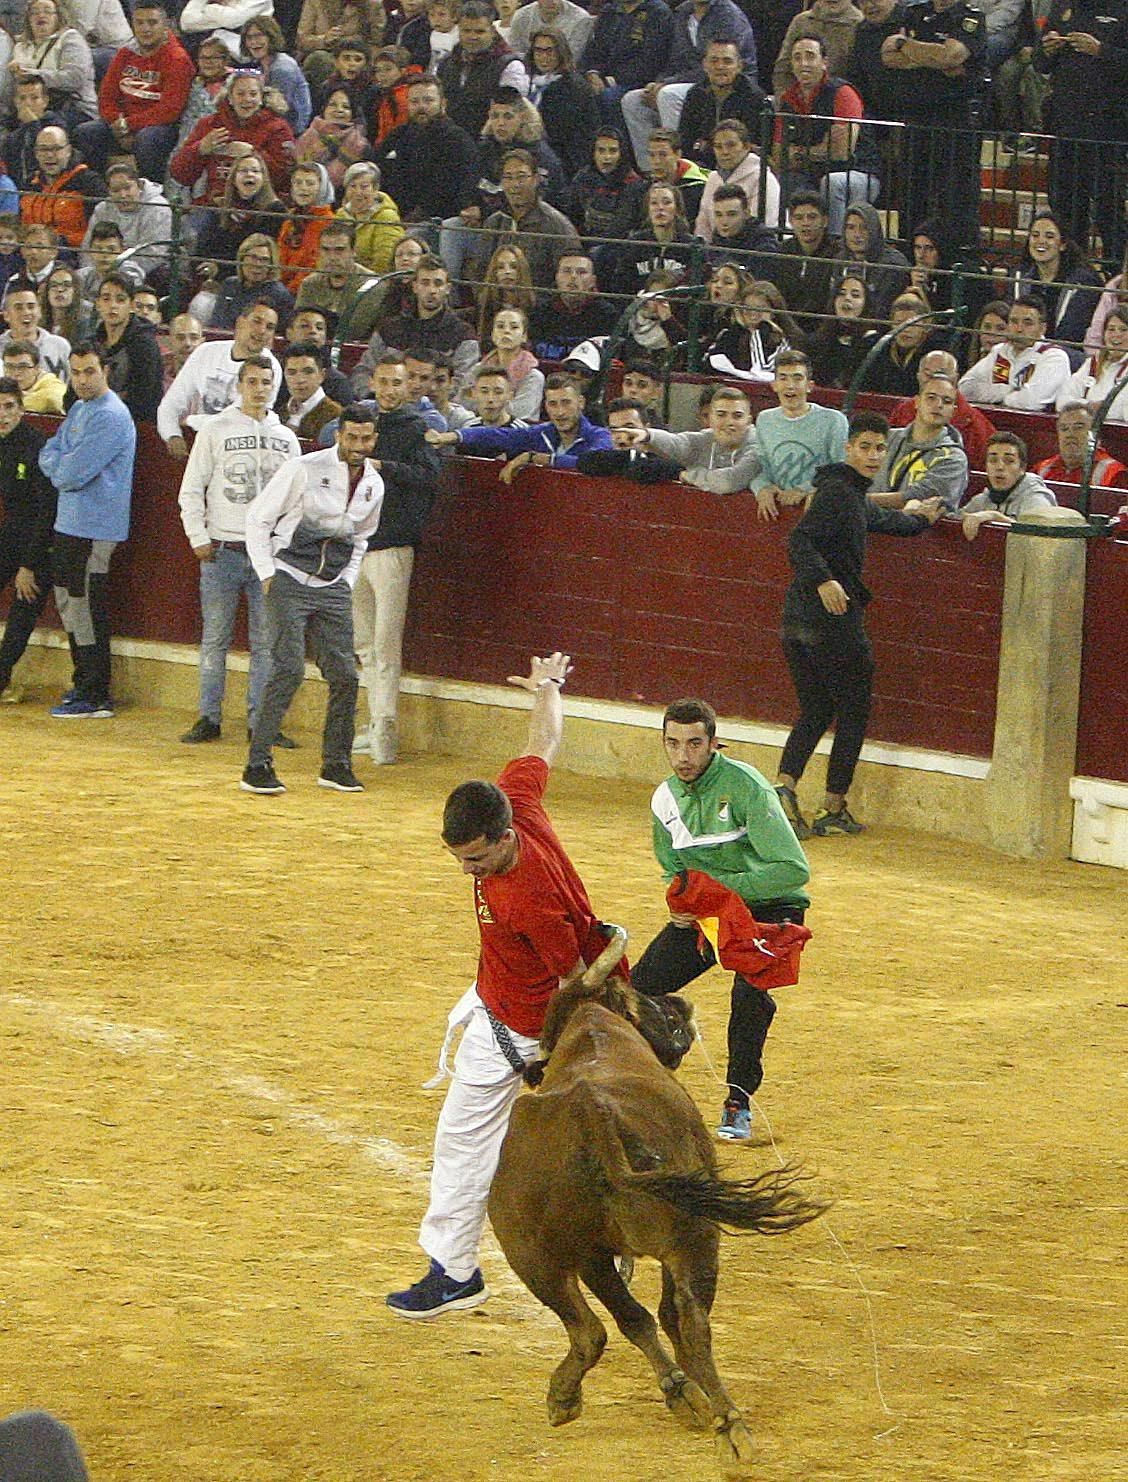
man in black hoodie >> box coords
[0,376,57,700]
[373,75,482,224]
[352,350,442,765]
[774,410,941,838]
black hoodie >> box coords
[0,419,56,571]
[783,460,930,636]
[93,313,164,424]
[367,404,442,550]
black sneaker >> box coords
[240,762,286,795]
[318,763,364,792]
[181,716,221,744]
[386,1260,489,1320]
[812,805,864,836]
[775,785,812,840]
[247,728,298,750]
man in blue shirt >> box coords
[39,343,136,719]
[449,373,612,475]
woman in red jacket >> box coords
[170,70,296,218]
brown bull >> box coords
[488,931,824,1477]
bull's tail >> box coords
[635,1165,826,1236]
[574,1086,826,1237]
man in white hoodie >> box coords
[158,299,282,459]
[242,405,385,796]
[958,295,1072,412]
[177,355,301,746]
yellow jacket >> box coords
[336,196,404,275]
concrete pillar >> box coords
[985,523,1086,858]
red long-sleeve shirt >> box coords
[99,36,195,132]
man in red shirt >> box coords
[889,349,996,471]
[388,650,623,1319]
[1034,402,1128,494]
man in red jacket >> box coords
[387,651,626,1320]
[889,348,995,470]
[171,71,296,213]
[74,1,194,181]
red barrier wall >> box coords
[1076,538,1128,782]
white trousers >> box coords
[352,545,414,726]
[418,993,539,1282]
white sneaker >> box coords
[371,718,398,765]
[352,725,373,756]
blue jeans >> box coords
[73,118,180,182]
[198,543,268,726]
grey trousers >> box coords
[248,570,358,768]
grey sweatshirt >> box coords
[962,472,1058,519]
[83,181,174,281]
[876,422,969,511]
[646,426,761,493]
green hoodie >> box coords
[650,751,810,909]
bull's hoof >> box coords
[714,1412,756,1478]
[660,1369,713,1431]
[547,1390,583,1427]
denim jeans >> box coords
[198,543,268,727]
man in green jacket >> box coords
[633,698,811,1141]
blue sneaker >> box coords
[50,696,114,719]
[716,1101,753,1142]
[386,1260,489,1320]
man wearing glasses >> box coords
[473,148,580,285]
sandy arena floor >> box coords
[0,702,1125,1482]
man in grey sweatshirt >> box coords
[630,385,761,492]
[961,431,1057,540]
[868,374,969,513]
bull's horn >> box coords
[581,924,629,988]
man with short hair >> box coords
[622,358,667,425]
[351,351,441,764]
[2,340,66,413]
[772,0,865,93]
[19,127,105,249]
[81,160,174,282]
[622,384,761,490]
[74,0,194,179]
[281,307,354,404]
[774,190,841,327]
[707,181,780,270]
[162,311,203,388]
[242,405,386,795]
[1034,402,1128,490]
[632,697,810,1141]
[39,343,137,719]
[0,76,64,191]
[294,223,385,346]
[455,364,527,429]
[868,374,969,510]
[387,648,624,1318]
[474,149,581,286]
[78,222,143,300]
[131,285,162,325]
[281,341,342,442]
[962,430,1057,538]
[437,1,529,139]
[0,284,70,379]
[888,347,995,469]
[775,410,941,837]
[0,375,57,701]
[678,37,766,167]
[158,300,283,458]
[527,252,616,361]
[372,75,482,222]
[621,0,759,170]
[645,126,710,222]
[17,224,61,289]
[958,296,1073,411]
[750,349,849,520]
[450,372,612,472]
[574,395,682,478]
[177,357,303,746]
[351,256,479,396]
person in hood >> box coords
[868,373,968,510]
[961,430,1057,539]
[775,409,942,838]
[833,201,909,317]
[81,161,173,281]
[170,69,296,214]
[89,271,163,422]
[350,349,441,764]
[73,0,194,179]
[563,126,647,239]
[177,355,302,746]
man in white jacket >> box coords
[242,405,385,796]
[158,299,282,458]
[958,296,1072,412]
[177,355,301,746]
